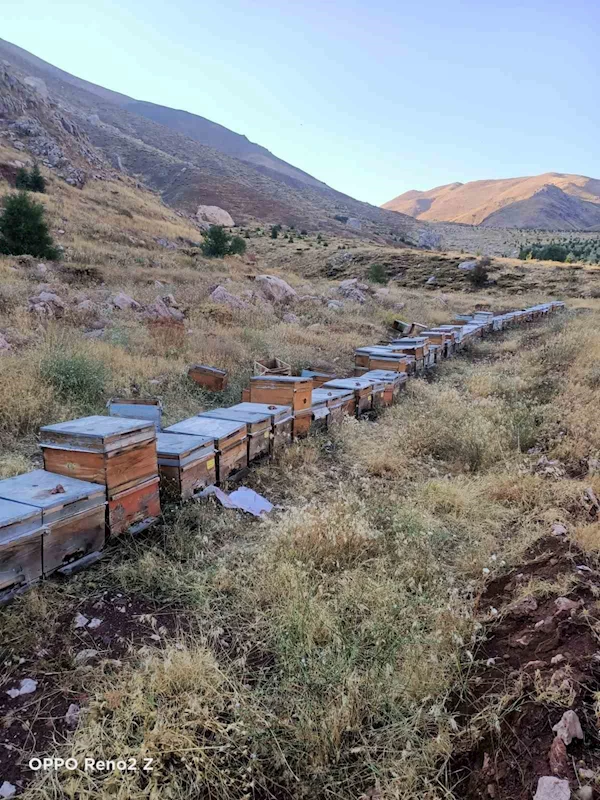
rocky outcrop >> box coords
[336,278,368,304]
[28,290,65,317]
[144,295,185,322]
[209,286,249,310]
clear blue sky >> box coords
[2,0,598,205]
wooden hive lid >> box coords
[250,375,312,385]
[311,388,354,403]
[156,432,214,458]
[165,417,246,448]
[0,470,106,525]
[323,378,374,391]
[232,402,292,424]
[0,497,43,544]
[189,364,227,376]
[360,370,406,384]
[199,407,272,425]
[40,415,156,452]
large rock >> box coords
[255,275,297,304]
[458,260,478,271]
[209,286,249,310]
[196,205,234,227]
[346,217,362,231]
[144,296,185,322]
[111,292,140,311]
[28,291,65,318]
[0,333,11,353]
[337,278,367,304]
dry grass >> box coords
[2,148,600,798]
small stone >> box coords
[578,768,595,781]
[524,660,546,671]
[6,677,37,698]
[0,782,17,798]
[552,523,568,536]
[552,710,584,745]
[549,735,568,775]
[111,292,140,311]
[555,597,580,614]
[282,312,300,324]
[551,654,566,665]
[64,703,80,728]
[88,618,102,629]
[74,613,89,629]
[511,595,538,616]
[576,787,593,800]
[74,649,98,666]
[533,776,570,800]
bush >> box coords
[14,163,46,193]
[270,224,282,239]
[40,352,108,409]
[0,192,60,259]
[200,226,246,258]
[466,261,489,288]
[367,262,387,284]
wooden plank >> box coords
[248,430,271,462]
[249,376,313,412]
[272,418,293,453]
[105,440,158,493]
[42,447,106,485]
[43,507,105,577]
[293,411,312,439]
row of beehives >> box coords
[0,300,565,603]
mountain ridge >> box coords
[382,173,600,230]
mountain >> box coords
[0,37,419,238]
[382,174,600,230]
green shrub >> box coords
[270,224,282,239]
[40,352,108,409]
[0,192,60,259]
[13,163,46,193]
[466,261,489,288]
[367,262,387,284]
[200,226,246,258]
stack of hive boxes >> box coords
[0,470,106,601]
[354,347,413,376]
[311,387,356,424]
[164,416,248,484]
[39,416,160,537]
[249,376,313,438]
[388,337,430,373]
[359,369,407,406]
[322,377,376,415]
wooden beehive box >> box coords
[0,497,45,601]
[109,476,160,537]
[249,376,313,413]
[310,392,330,432]
[322,378,373,415]
[199,407,272,462]
[188,364,228,391]
[232,402,293,453]
[419,330,453,357]
[164,417,248,484]
[107,397,163,430]
[355,347,411,374]
[360,376,386,410]
[311,387,355,426]
[293,408,313,438]
[254,357,291,377]
[301,369,336,388]
[40,416,158,494]
[0,470,106,578]
[359,370,407,405]
[156,432,216,502]
[389,337,430,359]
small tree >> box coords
[466,261,489,288]
[28,163,46,193]
[229,235,247,255]
[368,263,387,284]
[0,192,60,259]
[270,224,282,239]
[15,167,30,190]
[201,225,247,258]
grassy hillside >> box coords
[2,151,600,799]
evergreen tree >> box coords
[28,163,46,193]
[0,192,60,259]
[201,225,247,257]
[15,167,30,190]
[229,235,247,255]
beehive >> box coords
[389,337,430,359]
[188,364,228,391]
[360,375,386,410]
[40,416,158,493]
[354,347,412,374]
[107,397,163,430]
[40,416,160,538]
[156,432,216,502]
[0,470,106,578]
[199,407,272,462]
[232,402,293,453]
[419,330,454,358]
[322,378,374,415]
[309,392,330,433]
[300,369,336,388]
[164,417,248,484]
[359,370,407,405]
[312,387,356,425]
[0,498,45,601]
[249,376,313,412]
